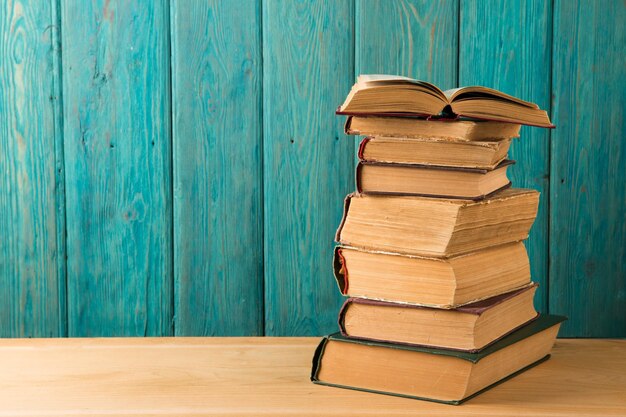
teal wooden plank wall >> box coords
[550,0,626,337]
[0,0,65,337]
[61,0,173,336]
[0,0,624,337]
[171,0,263,336]
[262,1,355,335]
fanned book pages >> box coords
[356,159,514,199]
[333,242,531,308]
[345,116,521,140]
[338,75,553,128]
[338,285,538,352]
[336,188,540,258]
[358,136,512,170]
[311,315,566,405]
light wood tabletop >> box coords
[0,337,624,416]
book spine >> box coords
[333,247,348,295]
[337,298,350,336]
[344,116,355,135]
[334,194,353,242]
[355,163,364,193]
[357,137,370,160]
[309,337,329,382]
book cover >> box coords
[311,314,567,404]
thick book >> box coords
[356,159,514,199]
[311,314,566,405]
[336,188,539,258]
[333,242,531,308]
[339,285,538,352]
[346,116,521,141]
[337,75,553,128]
[358,136,512,170]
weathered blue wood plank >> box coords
[356,0,458,175]
[356,0,458,86]
[0,0,66,337]
[459,0,552,313]
[171,0,263,336]
[550,0,626,336]
[263,0,355,336]
[61,0,173,336]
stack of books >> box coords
[311,75,566,405]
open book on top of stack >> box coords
[337,74,554,127]
[311,74,566,405]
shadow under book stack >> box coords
[311,75,566,405]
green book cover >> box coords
[311,314,566,404]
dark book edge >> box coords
[334,194,353,242]
[343,116,353,135]
[355,163,363,194]
[312,354,551,406]
[356,180,512,201]
[310,336,328,382]
[329,315,567,362]
[357,137,369,160]
[332,246,348,295]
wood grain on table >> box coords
[0,337,624,416]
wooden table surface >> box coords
[0,337,624,416]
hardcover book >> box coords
[338,75,553,128]
[333,242,531,307]
[311,314,566,404]
[345,116,521,140]
[357,136,512,170]
[336,188,539,257]
[356,159,514,199]
[338,285,538,352]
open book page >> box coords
[357,74,417,83]
[443,87,539,109]
[357,74,446,99]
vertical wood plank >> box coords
[356,0,458,86]
[356,0,459,171]
[263,0,355,335]
[459,0,552,313]
[61,0,173,336]
[0,0,66,337]
[171,0,263,335]
[550,0,625,336]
